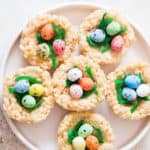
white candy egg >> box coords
[136,84,150,97]
[72,136,86,150]
[67,68,82,82]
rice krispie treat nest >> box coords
[52,56,107,111]
[107,63,150,120]
[20,13,77,70]
[58,112,114,150]
[79,9,135,65]
[3,66,54,123]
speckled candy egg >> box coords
[78,123,94,138]
[72,136,86,150]
[37,43,50,60]
[52,39,65,56]
[79,77,94,91]
[67,68,82,82]
[124,75,141,89]
[122,87,137,101]
[136,84,150,97]
[86,135,100,150]
[69,84,83,99]
[22,95,36,108]
[40,24,55,40]
[14,80,30,94]
[90,29,106,43]
[106,21,121,36]
[111,35,124,52]
[29,84,44,97]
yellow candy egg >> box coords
[29,84,44,97]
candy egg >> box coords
[67,68,82,82]
[106,21,121,36]
[79,78,94,91]
[69,84,83,99]
[14,80,30,94]
[136,84,150,97]
[111,35,124,52]
[72,136,86,150]
[40,24,55,40]
[78,123,93,138]
[52,39,65,56]
[29,84,44,97]
[22,95,36,108]
[86,135,100,150]
[37,43,50,60]
[124,75,141,89]
[122,87,137,101]
[90,29,106,43]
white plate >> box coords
[0,2,150,150]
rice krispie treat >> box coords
[107,63,150,120]
[58,112,114,150]
[52,56,107,111]
[79,9,135,65]
[3,66,54,123]
[20,13,77,70]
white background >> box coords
[0,0,149,149]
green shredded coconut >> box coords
[36,32,45,44]
[85,66,94,80]
[67,120,84,144]
[15,75,42,84]
[130,101,140,113]
[47,43,57,69]
[81,85,98,99]
[93,126,104,143]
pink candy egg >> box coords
[52,39,65,56]
[69,84,83,99]
[111,35,124,52]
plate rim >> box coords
[0,2,150,150]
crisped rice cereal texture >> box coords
[79,9,135,65]
[20,13,77,69]
[3,66,54,123]
[52,56,107,111]
[58,112,114,150]
[107,63,150,120]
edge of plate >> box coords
[0,2,149,150]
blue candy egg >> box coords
[90,29,106,43]
[124,75,141,89]
[122,87,137,101]
[14,80,30,94]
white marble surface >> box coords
[0,0,149,149]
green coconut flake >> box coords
[36,32,45,44]
[99,13,113,31]
[81,85,98,99]
[67,120,84,144]
[101,43,110,53]
[115,79,124,87]
[66,79,73,88]
[130,101,140,113]
[8,87,15,93]
[86,36,102,47]
[47,43,57,69]
[138,97,150,101]
[118,27,127,34]
[60,28,66,39]
[138,72,144,83]
[93,126,104,143]
[52,23,61,39]
[15,75,42,84]
[85,66,95,80]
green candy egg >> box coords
[22,95,36,108]
[37,43,50,60]
[78,123,93,138]
[106,21,121,36]
[72,136,86,150]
